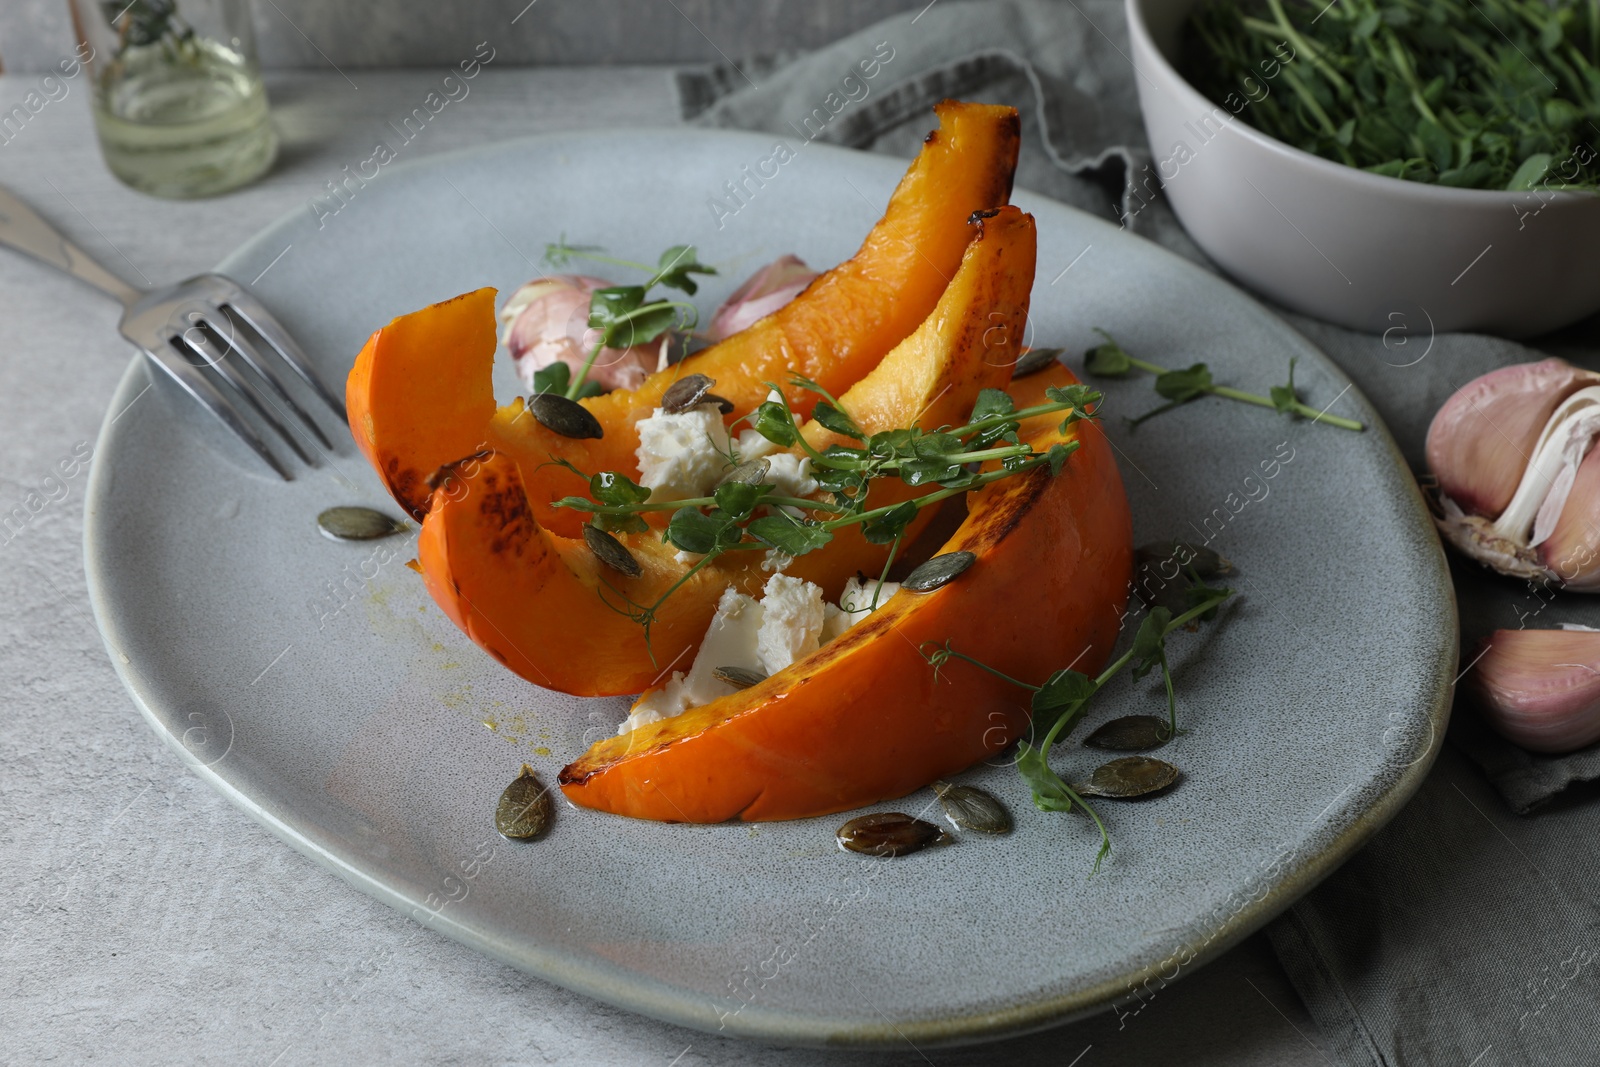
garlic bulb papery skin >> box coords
[498,275,663,393]
[1471,628,1600,753]
[707,255,818,342]
[1427,358,1600,589]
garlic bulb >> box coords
[1471,626,1600,753]
[499,275,663,393]
[707,255,818,341]
[1427,358,1600,589]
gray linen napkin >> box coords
[678,2,1600,1061]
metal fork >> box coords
[0,183,345,480]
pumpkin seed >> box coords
[836,812,951,857]
[1012,346,1065,379]
[932,782,1012,834]
[1074,756,1180,799]
[316,506,406,542]
[903,551,977,592]
[495,764,553,839]
[700,393,736,415]
[1084,715,1174,751]
[717,457,771,487]
[1135,541,1234,579]
[712,665,767,689]
[660,373,716,414]
[583,523,642,578]
[528,392,603,439]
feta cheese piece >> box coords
[635,403,732,502]
[619,673,691,734]
[762,453,818,501]
[618,586,763,734]
[756,573,826,673]
[616,576,832,734]
[824,576,901,640]
[736,428,780,463]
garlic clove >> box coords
[499,274,659,393]
[1426,358,1600,518]
[1537,439,1600,591]
[1471,628,1600,753]
[707,255,818,342]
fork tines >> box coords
[142,276,346,481]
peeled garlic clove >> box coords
[499,274,661,393]
[1427,358,1600,518]
[707,255,818,342]
[1471,628,1600,753]
[1428,358,1600,587]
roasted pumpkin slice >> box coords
[348,99,1021,526]
[558,363,1133,822]
[417,207,1039,696]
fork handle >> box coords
[0,184,142,306]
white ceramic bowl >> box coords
[1127,0,1600,338]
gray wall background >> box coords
[0,1,930,74]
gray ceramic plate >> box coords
[84,129,1455,1048]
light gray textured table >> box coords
[0,66,1329,1065]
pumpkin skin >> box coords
[557,363,1134,822]
[415,207,1039,696]
[346,100,1022,529]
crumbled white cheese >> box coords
[756,573,827,673]
[635,402,732,502]
[824,577,900,640]
[616,573,896,734]
[618,586,762,734]
[761,453,818,502]
[736,428,780,463]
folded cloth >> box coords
[679,2,1600,1062]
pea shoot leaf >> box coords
[967,388,1021,448]
[587,285,645,328]
[596,512,649,535]
[652,245,717,295]
[1046,441,1078,475]
[1130,607,1172,680]
[1084,330,1135,376]
[665,507,742,555]
[753,401,801,447]
[1030,668,1098,745]
[748,513,834,556]
[910,432,963,459]
[1045,384,1102,429]
[1153,363,1214,403]
[712,480,773,520]
[811,400,864,440]
[590,470,651,507]
[861,500,918,544]
[531,361,603,399]
[1016,741,1076,812]
[898,457,965,486]
[605,303,679,349]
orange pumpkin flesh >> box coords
[346,100,1022,530]
[416,207,1039,696]
[557,363,1133,822]
[346,288,498,520]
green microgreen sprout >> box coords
[921,579,1235,873]
[541,240,718,400]
[1182,0,1600,193]
[551,377,1105,654]
[1084,329,1364,432]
